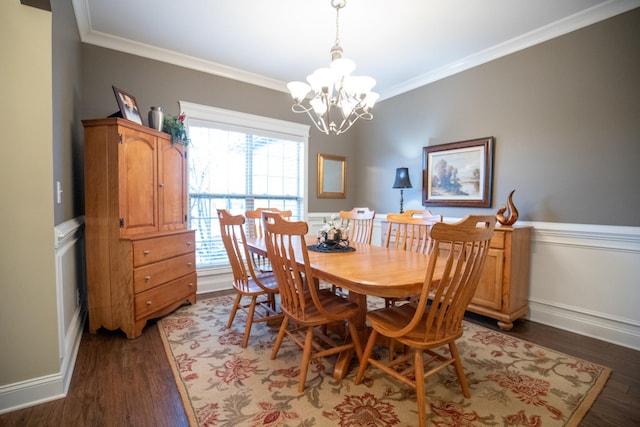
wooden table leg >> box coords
[333,292,368,380]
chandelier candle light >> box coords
[287,0,379,135]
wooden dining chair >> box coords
[395,209,441,220]
[339,207,376,244]
[327,207,377,296]
[384,210,442,253]
[261,211,363,392]
[355,215,496,427]
[245,207,292,272]
[245,207,292,238]
[383,210,443,307]
[217,209,282,348]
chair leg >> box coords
[449,341,470,398]
[271,316,289,360]
[268,293,277,311]
[388,338,396,361]
[298,326,314,392]
[415,349,427,427]
[242,296,258,348]
[355,329,378,384]
[227,293,242,329]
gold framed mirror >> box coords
[317,153,346,198]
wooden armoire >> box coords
[83,118,197,339]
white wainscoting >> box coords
[54,216,86,391]
[0,217,86,414]
[198,213,640,350]
[526,222,640,351]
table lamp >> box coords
[392,167,412,213]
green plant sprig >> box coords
[162,113,191,146]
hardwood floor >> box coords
[1,293,638,427]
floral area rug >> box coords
[159,295,610,427]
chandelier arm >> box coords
[290,102,328,134]
[315,113,331,134]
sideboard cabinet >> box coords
[467,225,531,330]
[381,221,531,330]
[83,118,196,338]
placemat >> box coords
[307,244,356,253]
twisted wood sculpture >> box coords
[496,190,519,226]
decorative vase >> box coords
[148,106,164,131]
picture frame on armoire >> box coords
[422,137,494,207]
[112,86,143,125]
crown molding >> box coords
[72,0,639,100]
[380,0,640,99]
[71,0,287,93]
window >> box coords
[180,102,309,268]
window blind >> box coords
[180,102,309,268]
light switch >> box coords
[56,181,62,204]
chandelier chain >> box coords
[334,3,341,45]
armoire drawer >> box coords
[134,273,197,320]
[132,231,195,267]
[133,252,195,294]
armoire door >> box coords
[118,125,158,236]
[157,137,188,231]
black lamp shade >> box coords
[392,167,412,189]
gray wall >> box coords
[52,0,82,224]
[81,45,360,214]
[354,8,640,226]
[80,9,640,226]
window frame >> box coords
[179,101,310,274]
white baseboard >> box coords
[0,375,66,415]
[59,308,85,393]
[196,267,234,294]
[529,299,640,351]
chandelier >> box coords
[287,0,379,136]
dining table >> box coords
[245,235,443,380]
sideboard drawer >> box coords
[134,273,197,320]
[133,252,195,294]
[132,231,195,267]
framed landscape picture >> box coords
[422,137,494,207]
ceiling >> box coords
[72,0,636,100]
